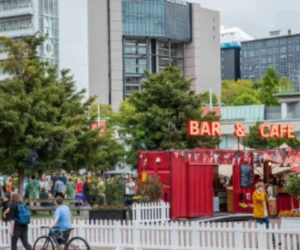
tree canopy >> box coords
[245,122,300,150]
[118,66,220,167]
[221,79,262,106]
[260,67,280,106]
[200,91,218,107]
[0,36,123,194]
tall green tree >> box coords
[200,91,218,107]
[222,79,261,106]
[260,67,280,106]
[245,122,300,150]
[118,66,220,167]
[0,36,123,195]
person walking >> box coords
[54,178,65,198]
[28,175,40,199]
[1,193,10,222]
[253,182,277,247]
[49,196,72,249]
[8,193,32,250]
[267,181,277,218]
[66,177,75,199]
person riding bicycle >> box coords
[49,196,71,248]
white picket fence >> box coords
[1,219,300,250]
[131,200,170,223]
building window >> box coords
[280,46,287,53]
[295,36,300,43]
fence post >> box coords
[191,222,200,250]
[78,220,85,241]
[257,224,266,250]
[114,220,123,250]
[133,221,141,250]
[136,203,141,223]
[234,223,243,250]
[171,221,179,250]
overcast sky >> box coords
[189,0,300,38]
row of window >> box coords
[0,0,31,11]
[0,17,32,32]
[242,46,300,58]
[243,36,300,49]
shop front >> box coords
[138,121,300,220]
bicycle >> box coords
[33,226,90,250]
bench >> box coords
[27,198,91,216]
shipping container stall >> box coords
[138,149,255,219]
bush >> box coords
[284,176,300,209]
[137,175,163,202]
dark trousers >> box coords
[11,229,33,250]
[55,192,64,199]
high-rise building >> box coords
[241,30,300,81]
[88,0,221,110]
[0,0,89,97]
[220,27,253,81]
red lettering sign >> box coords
[188,121,221,136]
[258,124,295,139]
[188,121,296,139]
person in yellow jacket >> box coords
[253,182,278,247]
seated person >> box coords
[75,189,88,205]
[39,187,54,207]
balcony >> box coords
[0,2,33,19]
[0,24,34,37]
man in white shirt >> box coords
[267,181,277,218]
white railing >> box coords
[132,200,170,223]
[1,219,300,250]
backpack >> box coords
[15,204,31,225]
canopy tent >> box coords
[289,166,300,173]
[106,169,137,177]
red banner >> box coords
[91,121,107,136]
[202,107,221,116]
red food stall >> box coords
[137,121,300,220]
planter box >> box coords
[281,217,300,229]
[89,209,126,222]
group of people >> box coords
[1,193,72,250]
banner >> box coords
[91,121,107,136]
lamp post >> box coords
[168,122,176,220]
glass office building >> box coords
[122,0,191,97]
[241,34,300,81]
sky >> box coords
[189,0,300,39]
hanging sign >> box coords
[188,121,295,139]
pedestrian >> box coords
[8,193,32,250]
[1,193,10,222]
[83,176,90,204]
[54,178,65,198]
[49,196,72,249]
[253,182,277,247]
[66,177,75,199]
[28,175,40,199]
[1,186,7,200]
[267,180,277,218]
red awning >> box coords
[290,166,300,172]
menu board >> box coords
[240,164,253,188]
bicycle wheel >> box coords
[33,236,55,250]
[66,237,90,250]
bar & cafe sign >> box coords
[188,121,296,139]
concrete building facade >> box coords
[220,27,253,81]
[0,0,89,97]
[88,0,221,110]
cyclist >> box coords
[49,196,71,249]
